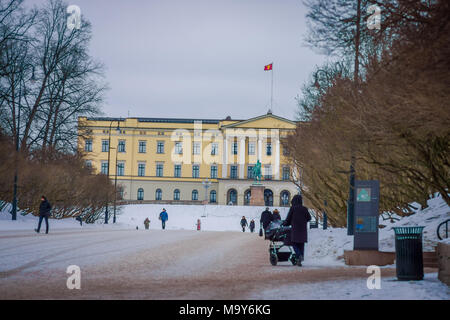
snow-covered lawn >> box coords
[248,272,449,300]
[0,194,448,300]
[1,194,448,265]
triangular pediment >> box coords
[221,114,297,129]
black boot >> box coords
[34,228,39,233]
[297,255,303,266]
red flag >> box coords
[264,63,273,71]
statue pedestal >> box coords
[250,184,265,206]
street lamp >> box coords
[323,199,328,230]
[11,65,36,221]
[113,138,120,224]
[201,178,211,217]
[313,69,355,236]
[105,119,121,224]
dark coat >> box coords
[260,210,273,229]
[272,211,281,221]
[283,195,311,243]
[240,218,248,227]
[39,199,52,217]
[249,221,255,229]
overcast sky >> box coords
[30,0,327,120]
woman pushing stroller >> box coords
[282,194,311,266]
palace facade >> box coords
[77,112,299,206]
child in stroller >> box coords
[264,220,299,266]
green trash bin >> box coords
[393,226,424,281]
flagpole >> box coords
[270,62,273,111]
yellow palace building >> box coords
[77,111,299,206]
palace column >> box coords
[222,136,228,178]
[239,137,245,179]
[275,137,280,180]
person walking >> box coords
[272,209,281,221]
[249,219,255,233]
[159,208,168,230]
[35,196,52,234]
[144,217,150,230]
[282,194,311,266]
[240,216,248,232]
[260,207,273,235]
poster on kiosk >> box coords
[353,180,380,250]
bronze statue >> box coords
[252,160,262,183]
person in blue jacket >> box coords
[159,208,168,230]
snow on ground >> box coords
[0,196,448,300]
[378,195,449,252]
[0,194,448,267]
[248,272,450,300]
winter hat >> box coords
[291,194,303,206]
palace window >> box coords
[247,165,254,179]
[192,165,200,178]
[232,142,238,155]
[173,189,180,200]
[230,165,238,179]
[192,190,198,201]
[138,141,146,153]
[155,189,162,200]
[264,165,272,180]
[211,143,219,155]
[85,139,92,152]
[156,163,164,177]
[193,142,201,155]
[248,142,255,155]
[118,140,126,153]
[101,161,108,175]
[210,165,218,179]
[266,142,272,156]
[174,164,181,178]
[175,142,183,154]
[280,191,290,206]
[116,162,125,176]
[137,188,144,201]
[138,163,146,177]
[282,167,290,181]
[157,141,165,154]
[101,140,109,152]
[210,190,217,203]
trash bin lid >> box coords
[393,226,424,235]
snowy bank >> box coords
[0,194,448,266]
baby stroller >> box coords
[265,220,298,266]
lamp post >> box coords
[105,120,121,224]
[11,65,36,221]
[313,69,354,235]
[323,199,328,230]
[202,178,211,217]
[113,142,119,224]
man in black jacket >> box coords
[260,207,273,235]
[283,194,311,266]
[35,196,51,234]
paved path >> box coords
[0,229,415,299]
